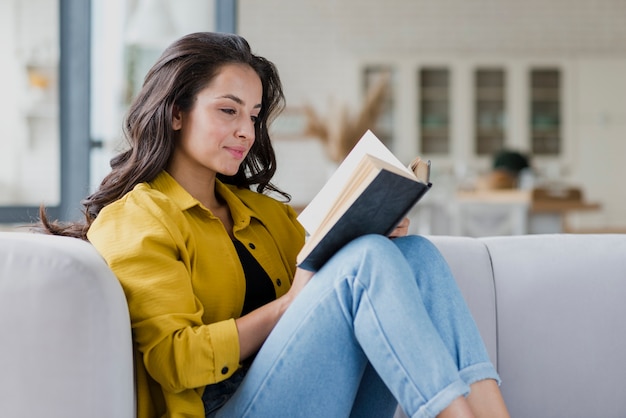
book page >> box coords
[410,157,431,184]
[298,130,411,234]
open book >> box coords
[297,130,432,271]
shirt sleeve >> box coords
[87,193,241,392]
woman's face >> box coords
[170,63,262,179]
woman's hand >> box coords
[388,217,410,238]
[287,267,315,300]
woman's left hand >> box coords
[388,217,410,238]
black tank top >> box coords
[231,239,276,316]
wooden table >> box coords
[530,199,601,233]
[454,189,601,235]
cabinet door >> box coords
[530,68,561,155]
[418,68,450,154]
[475,68,506,155]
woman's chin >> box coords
[219,167,242,177]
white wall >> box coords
[240,0,626,105]
[569,58,626,230]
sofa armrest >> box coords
[0,232,135,418]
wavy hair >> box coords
[40,32,287,239]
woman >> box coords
[41,32,509,418]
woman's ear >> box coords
[172,105,183,131]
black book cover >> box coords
[298,169,431,271]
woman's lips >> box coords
[225,146,247,159]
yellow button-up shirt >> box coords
[87,171,305,418]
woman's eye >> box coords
[251,115,259,123]
[221,108,236,116]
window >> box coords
[0,0,90,224]
[0,1,59,209]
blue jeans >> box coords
[212,235,499,418]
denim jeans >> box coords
[211,235,499,418]
[203,365,249,417]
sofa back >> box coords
[0,232,135,418]
[430,234,626,418]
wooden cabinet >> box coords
[361,59,565,167]
[416,63,563,161]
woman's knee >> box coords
[322,234,408,277]
[336,235,441,269]
[392,235,441,259]
[322,234,446,283]
[345,234,402,259]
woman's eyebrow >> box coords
[219,94,262,109]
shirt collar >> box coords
[150,171,198,211]
[215,180,260,230]
[149,171,259,227]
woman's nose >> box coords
[237,117,255,139]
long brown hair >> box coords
[40,32,287,239]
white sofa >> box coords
[0,232,134,418]
[1,231,625,418]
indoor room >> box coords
[1,0,625,235]
[1,1,625,418]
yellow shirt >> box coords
[87,171,305,418]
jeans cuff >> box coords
[409,379,470,418]
[459,361,501,387]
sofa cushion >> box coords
[483,234,626,418]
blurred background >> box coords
[1,0,625,236]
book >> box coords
[296,130,432,271]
